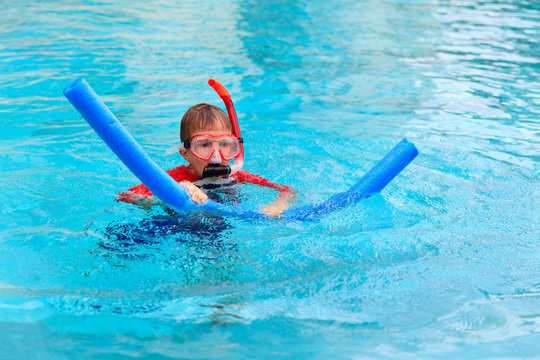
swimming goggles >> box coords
[183,134,243,162]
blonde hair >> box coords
[180,103,231,142]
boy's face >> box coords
[180,124,234,178]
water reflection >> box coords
[407,0,540,169]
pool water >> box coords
[1,0,539,358]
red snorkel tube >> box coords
[202,79,245,178]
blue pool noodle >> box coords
[64,78,418,221]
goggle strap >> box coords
[165,144,181,156]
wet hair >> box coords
[180,103,231,142]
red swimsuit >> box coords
[118,165,292,204]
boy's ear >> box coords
[179,148,190,162]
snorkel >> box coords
[202,79,245,178]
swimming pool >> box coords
[1,0,538,358]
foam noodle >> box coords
[64,78,418,221]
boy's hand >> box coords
[180,181,208,204]
[261,204,284,217]
[261,191,295,218]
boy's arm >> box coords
[117,181,207,208]
[261,189,295,217]
[232,171,296,217]
[117,166,206,208]
[117,188,158,209]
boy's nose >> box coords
[208,148,222,164]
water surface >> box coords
[0,0,539,358]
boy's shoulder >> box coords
[167,165,198,183]
[231,170,264,182]
[232,171,292,192]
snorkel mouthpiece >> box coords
[202,164,231,178]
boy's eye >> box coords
[219,140,232,148]
[198,141,212,148]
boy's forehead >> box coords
[193,121,233,136]
[196,121,231,132]
[192,129,233,137]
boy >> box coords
[118,103,294,217]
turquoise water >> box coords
[1,0,539,358]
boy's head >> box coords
[180,103,231,142]
[179,103,235,177]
